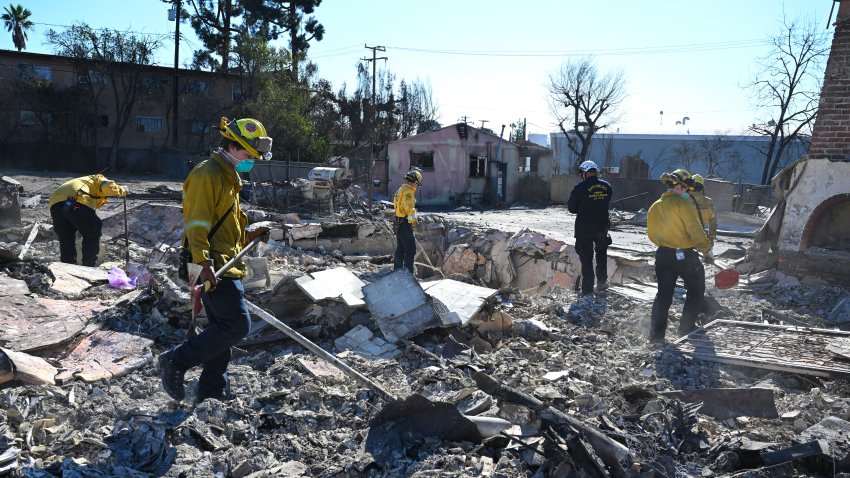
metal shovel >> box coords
[706,257,740,289]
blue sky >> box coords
[2,0,835,138]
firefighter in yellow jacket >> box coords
[158,117,272,403]
[393,170,421,273]
[647,169,712,344]
[48,174,127,266]
[691,174,717,245]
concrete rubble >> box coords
[0,174,849,477]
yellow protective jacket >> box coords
[691,192,717,242]
[182,152,248,278]
[48,174,126,209]
[393,182,418,224]
[647,191,711,253]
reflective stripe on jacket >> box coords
[692,192,717,241]
[647,191,710,253]
[393,182,417,224]
[182,152,248,278]
[48,174,125,209]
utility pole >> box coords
[458,116,469,124]
[363,44,387,208]
[479,119,489,130]
[171,0,181,151]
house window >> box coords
[469,154,486,177]
[78,71,107,85]
[232,84,244,102]
[138,75,164,95]
[135,116,163,132]
[186,80,208,94]
[18,64,52,81]
[519,157,537,172]
[190,121,208,134]
[410,151,434,171]
[19,110,50,126]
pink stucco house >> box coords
[382,123,520,206]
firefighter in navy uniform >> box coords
[393,170,421,273]
[567,161,613,296]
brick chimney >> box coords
[807,0,850,161]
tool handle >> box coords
[246,301,397,401]
[123,197,130,269]
[202,234,266,292]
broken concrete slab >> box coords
[297,357,347,382]
[48,262,109,295]
[58,331,154,382]
[0,275,29,296]
[660,388,779,419]
[0,295,88,352]
[801,416,850,472]
[295,267,365,307]
[421,279,497,326]
[760,440,830,467]
[440,244,482,277]
[333,325,400,359]
[287,223,323,242]
[362,269,438,343]
[0,347,58,385]
[101,202,183,246]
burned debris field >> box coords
[0,172,849,478]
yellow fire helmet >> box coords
[661,169,696,190]
[403,170,422,184]
[220,117,273,160]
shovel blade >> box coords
[714,268,740,289]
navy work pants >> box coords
[50,201,102,267]
[171,278,251,399]
[575,232,609,295]
[394,219,415,273]
[650,247,705,342]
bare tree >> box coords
[547,57,626,171]
[746,15,829,185]
[698,131,736,178]
[47,24,163,170]
[671,140,699,172]
[665,132,740,181]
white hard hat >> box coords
[579,161,598,172]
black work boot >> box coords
[157,352,186,401]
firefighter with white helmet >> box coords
[646,168,711,344]
[393,169,422,273]
[158,117,272,403]
[568,160,613,297]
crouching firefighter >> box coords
[158,117,272,403]
[48,174,127,267]
[393,170,422,273]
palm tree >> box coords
[1,4,33,52]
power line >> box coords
[385,39,769,57]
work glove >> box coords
[704,250,715,264]
[407,214,418,226]
[246,226,271,244]
[118,186,128,197]
[198,260,217,292]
